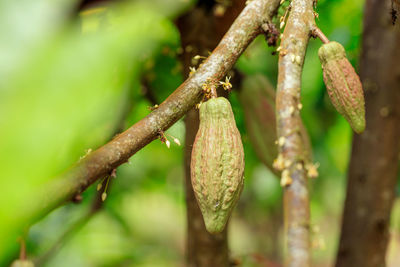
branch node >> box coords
[262,22,280,47]
[72,194,83,204]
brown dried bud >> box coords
[238,74,312,171]
[191,97,245,234]
[318,41,366,133]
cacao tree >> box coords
[1,0,399,267]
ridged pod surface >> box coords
[239,74,312,170]
[191,97,244,234]
[318,41,366,133]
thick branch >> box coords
[22,0,281,231]
[335,0,400,266]
[275,0,315,266]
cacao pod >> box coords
[318,41,366,134]
[238,74,277,171]
[191,97,245,234]
[238,74,312,171]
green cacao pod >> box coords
[318,41,366,133]
[239,74,312,171]
[191,97,245,234]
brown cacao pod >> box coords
[191,97,245,234]
[318,41,366,133]
[238,74,312,171]
[239,74,277,171]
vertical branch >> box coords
[335,0,400,266]
[275,0,315,266]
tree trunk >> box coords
[184,109,230,266]
[177,1,245,265]
[336,1,400,266]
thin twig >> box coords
[18,238,26,261]
[33,182,110,266]
[17,0,281,235]
[33,93,131,265]
[275,0,315,266]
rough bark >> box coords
[275,0,315,266]
[335,1,400,266]
[16,0,281,234]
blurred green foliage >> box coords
[5,0,399,267]
[0,0,190,263]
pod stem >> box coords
[210,85,218,98]
[312,27,330,44]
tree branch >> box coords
[275,0,315,266]
[22,0,281,233]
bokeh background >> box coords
[1,0,399,266]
